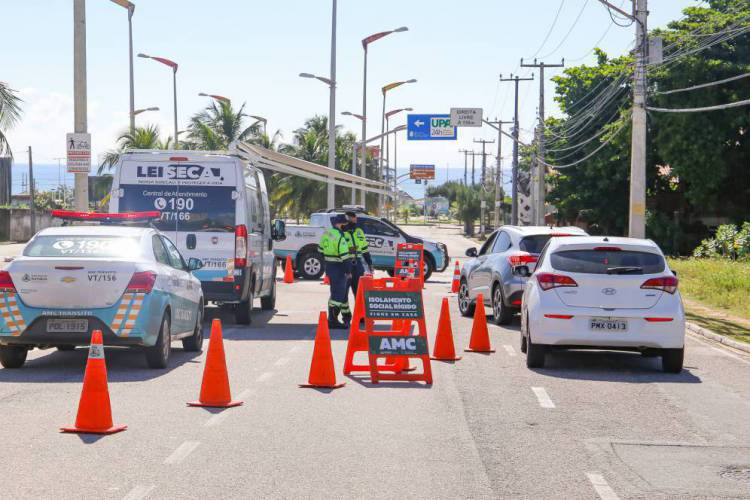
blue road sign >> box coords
[407,114,457,141]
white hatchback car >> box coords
[520,236,684,372]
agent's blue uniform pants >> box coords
[326,261,351,316]
[348,258,366,298]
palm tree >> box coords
[98,124,169,173]
[0,82,22,157]
[186,101,261,150]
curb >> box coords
[686,321,750,355]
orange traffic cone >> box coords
[465,293,495,353]
[431,298,461,361]
[451,261,461,293]
[61,330,127,435]
[188,319,243,408]
[283,255,295,284]
[299,312,345,389]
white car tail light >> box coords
[536,272,578,291]
[641,276,678,294]
[0,271,16,292]
[235,224,248,269]
[508,253,537,267]
[126,271,157,293]
[544,314,574,319]
[645,317,674,322]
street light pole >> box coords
[109,1,136,134]
[378,79,416,215]
[138,53,179,147]
[73,0,88,211]
[327,0,337,210]
[360,26,408,209]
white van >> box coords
[109,150,286,324]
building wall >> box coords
[0,209,60,242]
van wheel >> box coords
[261,278,276,310]
[235,288,254,325]
[0,346,28,369]
[145,314,171,369]
[661,348,684,373]
[182,302,204,352]
[298,251,324,280]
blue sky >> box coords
[4,0,699,195]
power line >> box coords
[538,115,629,169]
[653,72,750,95]
[530,0,567,59]
[647,98,750,113]
[539,0,591,59]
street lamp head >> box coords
[406,79,417,84]
[299,73,315,79]
[137,53,149,58]
[394,26,409,32]
[405,107,414,111]
[146,107,159,112]
[110,0,135,10]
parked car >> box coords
[0,212,205,369]
[109,149,286,324]
[519,236,685,372]
[273,208,449,281]
[458,226,588,324]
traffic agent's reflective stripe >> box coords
[120,293,145,337]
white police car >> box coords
[0,211,204,369]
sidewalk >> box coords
[683,298,750,354]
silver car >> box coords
[458,226,588,324]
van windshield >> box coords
[119,185,236,232]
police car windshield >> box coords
[24,235,141,258]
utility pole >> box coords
[327,0,337,210]
[487,119,513,228]
[473,138,495,186]
[499,73,534,225]
[520,58,564,225]
[458,149,470,185]
[468,151,480,187]
[73,0,89,211]
[28,147,35,235]
[630,0,648,237]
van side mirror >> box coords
[187,257,204,272]
[271,219,286,241]
[514,265,531,278]
[465,247,478,258]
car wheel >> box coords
[235,287,254,325]
[145,314,171,369]
[56,345,76,351]
[261,277,276,310]
[182,302,204,352]
[661,347,684,373]
[298,251,324,280]
[0,346,28,369]
[423,257,435,282]
[491,284,514,326]
[526,335,546,369]
[458,279,476,317]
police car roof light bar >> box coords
[51,210,162,225]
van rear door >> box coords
[115,159,238,285]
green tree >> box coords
[186,100,261,151]
[98,124,170,173]
[0,82,22,156]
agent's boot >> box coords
[328,306,346,329]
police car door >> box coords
[358,217,400,268]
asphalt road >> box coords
[1,224,750,499]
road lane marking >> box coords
[204,411,231,428]
[531,387,556,408]
[257,371,274,382]
[587,473,620,500]
[503,345,517,356]
[123,485,154,500]
[274,357,290,367]
[164,441,200,465]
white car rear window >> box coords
[24,235,141,258]
[551,250,665,275]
